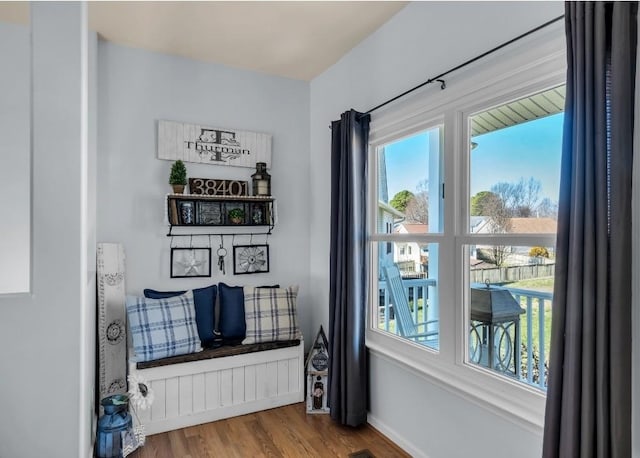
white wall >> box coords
[0,3,94,457]
[0,21,30,294]
[83,26,99,457]
[369,354,544,457]
[309,2,564,456]
[96,43,312,339]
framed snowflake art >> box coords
[233,244,269,274]
[170,248,212,278]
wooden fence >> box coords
[470,263,555,284]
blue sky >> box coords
[384,130,431,198]
[384,113,563,203]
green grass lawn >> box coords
[505,276,555,292]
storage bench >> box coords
[129,339,304,435]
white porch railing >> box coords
[377,279,551,390]
[378,277,437,333]
[505,287,552,389]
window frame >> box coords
[366,29,566,431]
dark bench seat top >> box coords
[136,339,301,370]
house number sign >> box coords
[189,178,248,196]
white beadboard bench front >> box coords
[129,339,304,435]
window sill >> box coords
[366,329,546,434]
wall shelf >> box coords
[166,194,275,236]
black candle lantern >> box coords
[251,162,271,196]
[469,281,525,376]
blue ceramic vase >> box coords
[96,394,132,458]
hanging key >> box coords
[217,245,227,275]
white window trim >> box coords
[366,25,566,432]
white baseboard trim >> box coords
[367,413,429,458]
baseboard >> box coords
[367,413,429,458]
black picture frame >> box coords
[233,244,270,275]
[170,248,212,278]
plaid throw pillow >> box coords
[126,291,202,362]
[242,286,302,345]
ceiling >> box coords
[0,1,407,81]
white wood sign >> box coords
[158,120,272,168]
[97,243,127,413]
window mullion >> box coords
[435,109,459,364]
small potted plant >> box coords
[169,160,187,194]
[228,208,245,224]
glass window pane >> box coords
[375,241,439,351]
[376,126,443,234]
[469,86,564,234]
[466,244,553,390]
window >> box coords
[366,34,565,427]
[372,126,443,351]
[465,87,562,388]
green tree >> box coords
[470,191,500,216]
[389,190,414,213]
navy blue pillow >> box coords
[144,284,217,347]
[218,283,246,344]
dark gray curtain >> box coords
[543,2,637,457]
[328,109,370,427]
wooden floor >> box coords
[130,403,409,458]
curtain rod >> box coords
[361,14,565,116]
